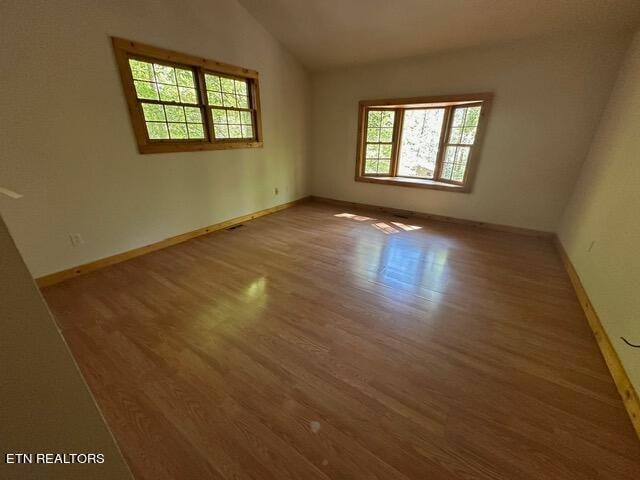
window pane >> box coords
[451,108,465,127]
[241,125,253,138]
[379,128,393,143]
[366,144,380,159]
[366,128,379,142]
[445,146,456,163]
[207,91,224,106]
[153,64,176,85]
[448,127,462,144]
[146,122,169,139]
[178,87,198,104]
[381,112,394,128]
[227,110,240,124]
[378,159,391,174]
[449,105,481,144]
[176,68,194,87]
[129,59,155,81]
[143,103,205,142]
[229,125,242,138]
[439,146,470,182]
[456,146,470,164]
[131,60,198,103]
[397,108,445,178]
[214,124,229,138]
[367,110,382,128]
[380,144,392,159]
[237,95,249,108]
[187,123,205,139]
[168,123,188,139]
[465,106,481,126]
[452,163,466,182]
[134,81,158,100]
[212,108,227,123]
[235,79,248,95]
[158,84,179,102]
[441,162,454,180]
[165,105,185,122]
[205,74,221,91]
[206,74,249,110]
[240,111,252,125]
[141,103,165,121]
[184,106,202,123]
[220,77,235,93]
[365,159,378,174]
[461,126,477,144]
[223,93,237,108]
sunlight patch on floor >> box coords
[334,212,373,221]
[334,212,422,234]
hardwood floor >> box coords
[43,201,640,479]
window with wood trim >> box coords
[356,93,492,192]
[112,37,263,154]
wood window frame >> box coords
[355,93,493,193]
[112,37,263,154]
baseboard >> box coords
[36,197,311,288]
[309,195,553,238]
[554,235,640,439]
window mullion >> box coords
[433,106,452,181]
[391,108,404,177]
[195,66,214,143]
[249,79,262,142]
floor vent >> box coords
[226,224,245,231]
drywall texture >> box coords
[558,29,640,392]
[0,0,310,278]
[310,33,631,231]
[0,215,133,480]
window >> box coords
[112,37,263,154]
[355,93,492,192]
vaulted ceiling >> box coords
[238,0,640,70]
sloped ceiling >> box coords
[238,0,640,70]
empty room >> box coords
[1,0,640,479]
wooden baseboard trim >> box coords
[36,197,311,288]
[309,195,553,238]
[554,235,640,439]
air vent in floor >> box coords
[226,224,245,231]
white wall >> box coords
[310,32,631,231]
[558,30,640,391]
[0,0,310,278]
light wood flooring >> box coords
[43,201,640,479]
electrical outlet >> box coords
[69,233,84,247]
[274,187,279,195]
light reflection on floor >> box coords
[338,212,449,295]
[375,237,449,294]
[372,222,399,234]
[245,276,267,301]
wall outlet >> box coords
[69,233,84,247]
[274,187,279,195]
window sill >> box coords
[138,141,263,154]
[355,175,469,193]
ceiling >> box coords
[238,0,640,70]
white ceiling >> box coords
[238,0,640,70]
